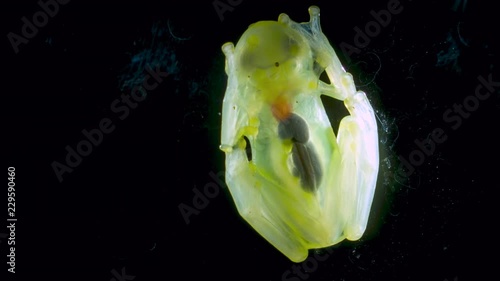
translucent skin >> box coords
[220,6,379,262]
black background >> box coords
[3,0,498,280]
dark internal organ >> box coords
[277,113,322,192]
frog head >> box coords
[233,21,315,98]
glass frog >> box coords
[219,6,379,262]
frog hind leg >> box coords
[317,71,379,241]
[336,82,379,241]
[280,6,380,241]
[224,147,309,262]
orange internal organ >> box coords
[271,95,292,121]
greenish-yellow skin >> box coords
[220,6,379,262]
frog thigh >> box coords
[224,148,308,262]
[336,90,379,240]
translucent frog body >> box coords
[219,6,379,262]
